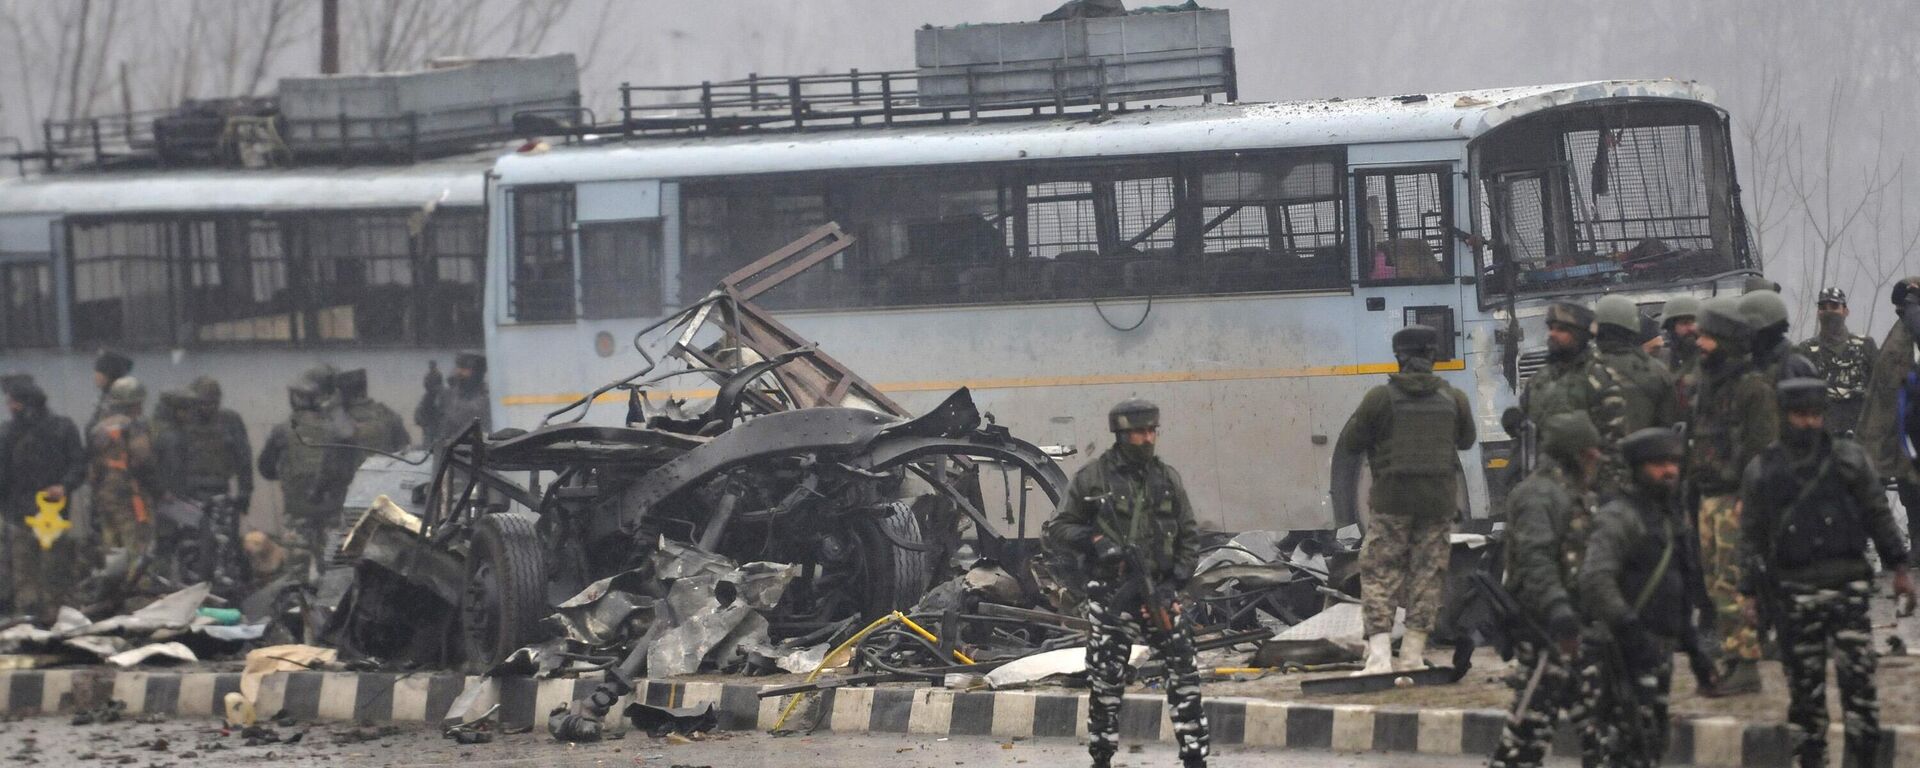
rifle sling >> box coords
[1631,518,1674,615]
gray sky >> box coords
[4,0,1917,332]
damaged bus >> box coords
[484,78,1756,535]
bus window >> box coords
[183,218,295,344]
[680,183,825,306]
[0,259,57,348]
[510,185,578,322]
[70,219,175,347]
[1475,105,1742,301]
[422,211,485,345]
[1193,151,1346,293]
[300,213,417,343]
[579,219,664,319]
[1356,167,1452,284]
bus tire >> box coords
[849,504,933,619]
[459,512,548,673]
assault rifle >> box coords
[1093,497,1177,634]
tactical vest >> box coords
[1759,452,1868,570]
[1378,386,1459,477]
[180,419,233,490]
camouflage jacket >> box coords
[1522,346,1627,479]
[1591,340,1679,495]
[86,413,159,524]
[1502,460,1595,627]
[1794,332,1877,403]
[1044,445,1201,589]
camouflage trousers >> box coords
[1777,580,1880,768]
[1697,495,1761,661]
[1584,635,1673,768]
[1360,513,1450,636]
[93,505,153,555]
[1084,578,1209,765]
[1488,640,1599,768]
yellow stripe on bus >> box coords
[499,359,1467,407]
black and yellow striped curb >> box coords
[2,669,1914,767]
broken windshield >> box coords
[1473,101,1748,303]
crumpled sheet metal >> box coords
[76,582,211,637]
[550,570,657,647]
[1255,601,1366,666]
[106,641,197,667]
[647,602,753,677]
[654,538,735,581]
[623,701,718,736]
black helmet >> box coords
[1817,287,1847,306]
[1778,377,1828,413]
[1392,325,1439,357]
[1891,277,1920,308]
[336,368,369,401]
[1619,427,1685,465]
[94,350,133,381]
[1108,398,1160,433]
[455,352,488,376]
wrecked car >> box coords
[320,226,1068,672]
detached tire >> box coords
[849,503,933,619]
[460,512,548,673]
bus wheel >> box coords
[459,512,548,673]
[847,503,934,619]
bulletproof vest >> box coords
[1377,385,1459,477]
[279,411,334,488]
[1614,507,1688,637]
[1762,452,1868,570]
[1523,351,1596,424]
[180,418,233,490]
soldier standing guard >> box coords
[1794,288,1877,436]
[1656,297,1702,416]
[258,371,357,562]
[338,369,411,453]
[0,380,86,619]
[1335,325,1475,674]
[1685,296,1776,695]
[1488,412,1603,768]
[87,377,158,556]
[1590,295,1679,496]
[1044,398,1208,768]
[1739,379,1914,768]
[1579,428,1706,767]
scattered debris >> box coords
[70,700,126,726]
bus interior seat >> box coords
[1385,238,1446,279]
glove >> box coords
[1091,535,1126,568]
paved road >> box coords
[0,716,1569,767]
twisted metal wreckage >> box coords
[305,225,1477,742]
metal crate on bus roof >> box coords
[913,9,1233,109]
[278,53,579,156]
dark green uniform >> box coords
[346,398,410,454]
[1489,430,1600,768]
[1689,338,1777,664]
[1739,428,1907,767]
[1045,439,1206,768]
[258,404,356,561]
[1335,369,1474,636]
[0,391,86,619]
[1580,478,1702,768]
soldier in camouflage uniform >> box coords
[1489,412,1603,768]
[338,369,411,453]
[1657,297,1702,419]
[87,351,133,431]
[157,377,253,505]
[1044,398,1207,768]
[1580,428,1706,767]
[1793,288,1877,436]
[1336,325,1475,674]
[1521,302,1623,468]
[86,377,159,555]
[1739,379,1915,768]
[258,372,357,562]
[1591,296,1679,496]
[1687,296,1777,695]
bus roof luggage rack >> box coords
[582,10,1235,139]
[278,54,579,158]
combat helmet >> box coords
[1739,290,1790,332]
[1108,398,1160,433]
[106,376,147,409]
[1817,288,1847,307]
[1659,296,1700,329]
[1539,412,1601,465]
[1696,296,1751,342]
[1391,325,1439,357]
[1544,301,1596,334]
[1593,295,1641,334]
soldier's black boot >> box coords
[1090,747,1113,768]
[1181,757,1208,768]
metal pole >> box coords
[320,0,340,74]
